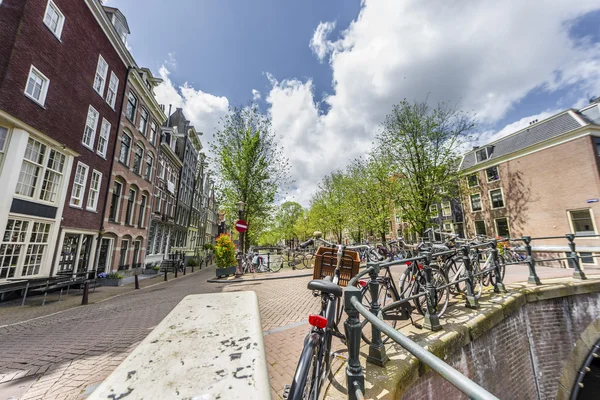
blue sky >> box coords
[107,0,600,205]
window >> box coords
[1,219,29,279]
[474,220,487,236]
[125,91,137,121]
[43,0,65,39]
[119,240,129,267]
[119,133,131,164]
[25,66,50,106]
[443,222,453,232]
[22,222,51,276]
[596,138,600,157]
[139,108,148,135]
[106,72,119,109]
[86,170,102,211]
[132,144,143,174]
[441,201,452,217]
[470,194,482,212]
[495,217,510,237]
[145,153,153,181]
[489,189,504,209]
[579,252,594,264]
[154,188,162,213]
[476,147,491,163]
[467,174,478,188]
[569,209,596,236]
[429,204,438,215]
[97,118,111,158]
[0,126,9,167]
[150,122,157,145]
[70,162,89,207]
[93,55,108,96]
[109,181,122,222]
[16,138,65,204]
[138,194,147,227]
[125,188,136,225]
[486,166,499,182]
[82,105,99,149]
[159,159,165,179]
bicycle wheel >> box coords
[304,253,315,269]
[291,253,305,270]
[287,333,320,400]
[360,278,399,344]
[481,256,492,287]
[270,259,283,272]
[490,254,506,286]
[414,267,450,318]
[444,258,460,295]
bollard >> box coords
[344,286,365,400]
[81,281,89,305]
[183,262,187,275]
[522,236,541,285]
[58,288,63,302]
[164,269,168,282]
[21,281,30,307]
[175,263,178,278]
[366,263,389,366]
[422,252,442,331]
[460,245,479,309]
[135,274,140,289]
[566,234,587,280]
[42,280,50,306]
[490,240,506,293]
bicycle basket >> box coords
[313,246,360,287]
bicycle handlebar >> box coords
[299,239,314,248]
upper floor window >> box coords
[467,174,478,188]
[489,188,504,209]
[495,217,510,237]
[486,166,499,182]
[429,204,438,215]
[0,126,8,167]
[97,119,111,158]
[569,209,596,237]
[474,220,487,236]
[93,55,108,96]
[16,138,65,204]
[125,188,136,225]
[43,0,65,40]
[441,201,452,217]
[138,194,147,228]
[596,138,600,157]
[82,105,99,150]
[145,154,153,181]
[132,144,143,174]
[125,91,137,122]
[25,66,50,107]
[70,162,89,208]
[119,133,131,165]
[475,146,491,163]
[149,122,157,145]
[139,108,148,136]
[86,170,102,212]
[109,181,122,222]
[106,72,119,109]
[470,193,482,212]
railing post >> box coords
[135,274,140,290]
[460,245,479,309]
[81,281,89,305]
[366,263,389,367]
[490,239,506,293]
[422,251,442,331]
[566,234,586,280]
[21,281,30,307]
[164,269,168,282]
[522,236,541,285]
[344,287,365,400]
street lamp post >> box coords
[235,201,245,278]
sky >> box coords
[106,0,600,206]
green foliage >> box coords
[107,272,123,279]
[187,258,198,267]
[210,105,291,249]
[203,243,214,251]
[214,234,237,268]
[152,265,161,271]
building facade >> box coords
[459,103,600,266]
[0,0,133,281]
[186,156,208,257]
[100,67,166,274]
[428,198,465,238]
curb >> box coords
[207,271,313,284]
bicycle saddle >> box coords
[307,279,343,297]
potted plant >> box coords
[187,258,198,268]
[98,272,124,286]
[144,265,161,275]
[214,234,237,278]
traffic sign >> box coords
[235,219,248,233]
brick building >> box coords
[0,0,133,281]
[100,67,166,274]
[186,154,208,258]
[458,102,600,266]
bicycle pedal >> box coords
[331,351,348,362]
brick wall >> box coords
[401,293,600,399]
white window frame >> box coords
[86,170,102,212]
[470,193,482,212]
[0,126,9,169]
[467,173,479,188]
[106,72,119,110]
[70,162,89,208]
[139,107,149,136]
[578,252,597,266]
[119,239,129,267]
[139,194,147,228]
[93,55,108,96]
[443,222,453,233]
[97,118,111,158]
[486,165,500,183]
[43,0,65,40]
[488,188,505,210]
[0,218,53,280]
[568,208,598,238]
[119,133,131,165]
[474,220,487,237]
[24,65,50,107]
[494,217,510,238]
[82,105,99,150]
[126,187,137,225]
[429,204,438,215]
[441,201,452,217]
[109,181,123,222]
[132,144,143,175]
[145,153,153,181]
[149,121,157,145]
[475,147,490,163]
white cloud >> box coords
[154,66,229,151]
[265,0,600,206]
[309,21,337,62]
[252,89,261,101]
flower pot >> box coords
[102,278,123,286]
[216,266,237,278]
[144,269,159,275]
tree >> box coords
[211,105,291,250]
[375,99,474,235]
[274,201,303,245]
[309,171,351,243]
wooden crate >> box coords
[312,246,360,287]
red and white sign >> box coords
[235,219,248,233]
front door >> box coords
[97,238,112,273]
[59,233,80,273]
[77,235,93,273]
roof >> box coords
[102,6,130,34]
[458,108,596,171]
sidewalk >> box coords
[207,266,314,283]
